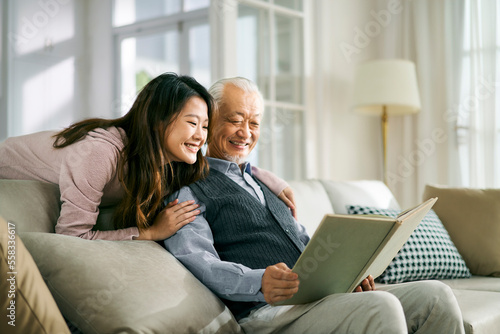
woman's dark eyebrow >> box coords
[183,114,209,123]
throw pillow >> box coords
[0,179,116,233]
[0,180,60,233]
[320,180,401,214]
[288,180,334,236]
[0,217,70,334]
[347,206,471,284]
[423,185,500,277]
[18,232,243,334]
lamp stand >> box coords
[381,106,388,185]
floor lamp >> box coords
[351,59,421,185]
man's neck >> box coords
[206,155,248,174]
[207,150,246,168]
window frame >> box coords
[112,3,210,117]
[110,0,308,180]
[216,0,307,180]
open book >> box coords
[275,197,438,306]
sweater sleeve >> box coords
[56,134,139,241]
[251,166,289,196]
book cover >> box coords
[274,197,437,305]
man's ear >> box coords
[205,126,222,158]
[206,115,223,145]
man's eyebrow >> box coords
[229,111,261,118]
[230,112,245,117]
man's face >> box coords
[208,84,262,164]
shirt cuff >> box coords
[220,269,266,302]
[129,227,140,240]
[244,269,266,296]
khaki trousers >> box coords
[239,280,465,334]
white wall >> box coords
[85,0,114,119]
[308,0,385,182]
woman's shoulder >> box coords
[85,126,127,151]
[60,127,126,185]
[62,126,127,168]
[2,130,58,144]
[0,131,59,158]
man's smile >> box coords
[229,140,251,148]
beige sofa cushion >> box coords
[19,232,242,334]
[0,179,118,234]
[440,275,500,293]
[0,180,60,233]
[451,289,500,334]
[0,217,69,334]
[423,185,500,277]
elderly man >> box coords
[163,77,465,334]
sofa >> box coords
[0,178,499,334]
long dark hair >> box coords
[53,73,214,230]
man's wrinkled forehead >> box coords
[224,110,262,119]
[221,84,263,110]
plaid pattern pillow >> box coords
[347,206,471,284]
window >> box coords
[235,0,305,180]
[6,0,80,137]
[456,0,500,187]
[113,0,210,115]
[111,0,306,180]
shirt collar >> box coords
[206,157,253,176]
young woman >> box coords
[0,73,210,240]
[0,73,293,241]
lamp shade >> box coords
[351,59,421,116]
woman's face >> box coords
[164,96,209,164]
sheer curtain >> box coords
[381,0,499,206]
[456,0,500,188]
[378,0,465,207]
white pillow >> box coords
[320,180,400,214]
[288,180,334,236]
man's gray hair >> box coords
[208,77,264,107]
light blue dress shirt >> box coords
[163,157,309,303]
